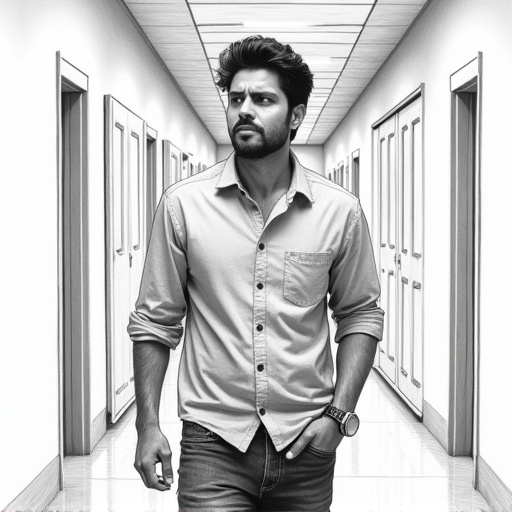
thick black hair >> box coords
[215,35,314,141]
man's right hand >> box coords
[134,425,173,491]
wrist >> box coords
[135,418,161,433]
[322,404,360,437]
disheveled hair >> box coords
[215,35,314,141]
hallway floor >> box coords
[46,343,491,511]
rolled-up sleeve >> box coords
[127,193,188,349]
[328,200,384,342]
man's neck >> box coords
[236,143,292,201]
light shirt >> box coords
[128,151,384,452]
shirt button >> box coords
[259,243,265,250]
[257,283,264,290]
[256,324,263,332]
[257,364,264,372]
[259,408,266,415]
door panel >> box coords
[397,98,423,410]
[377,116,397,383]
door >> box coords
[374,94,424,413]
[351,149,360,198]
[105,96,146,423]
[376,115,398,384]
[163,140,181,191]
[396,98,423,410]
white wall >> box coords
[217,144,325,175]
[324,0,512,491]
[0,0,216,507]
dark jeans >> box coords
[177,421,335,511]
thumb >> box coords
[160,447,174,485]
[286,429,314,460]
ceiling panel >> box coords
[141,26,201,44]
[190,5,372,26]
[198,24,362,33]
[127,4,192,25]
[189,0,373,3]
[366,4,426,26]
[199,31,360,45]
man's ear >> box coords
[291,104,306,130]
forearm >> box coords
[133,341,170,432]
[332,332,378,412]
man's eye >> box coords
[258,97,272,104]
[230,97,242,105]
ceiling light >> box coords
[243,21,315,28]
[303,56,333,67]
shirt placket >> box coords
[247,198,269,420]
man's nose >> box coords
[239,97,255,119]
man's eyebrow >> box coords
[228,88,279,97]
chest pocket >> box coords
[283,251,332,307]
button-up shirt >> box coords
[128,151,384,452]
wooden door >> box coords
[397,98,424,410]
[163,140,181,191]
[373,95,424,413]
[106,96,146,423]
[377,115,398,383]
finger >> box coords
[134,460,150,488]
[160,447,174,486]
[286,429,315,460]
[141,459,171,491]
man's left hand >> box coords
[285,416,344,459]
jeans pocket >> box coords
[283,251,331,307]
[181,421,219,443]
[307,444,337,458]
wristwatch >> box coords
[322,405,360,437]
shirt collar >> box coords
[215,150,314,204]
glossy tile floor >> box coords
[46,342,491,512]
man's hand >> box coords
[286,416,343,459]
[134,425,173,491]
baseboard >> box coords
[3,455,60,512]
[91,407,107,451]
[477,456,512,512]
[423,400,448,452]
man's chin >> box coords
[232,141,268,160]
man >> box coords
[128,36,384,511]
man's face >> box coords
[227,68,293,159]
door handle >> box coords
[129,252,133,268]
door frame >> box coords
[448,54,482,477]
[56,52,90,486]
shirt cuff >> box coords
[334,309,384,343]
[127,311,183,349]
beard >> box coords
[229,115,291,160]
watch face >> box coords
[345,414,360,436]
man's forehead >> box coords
[230,68,282,93]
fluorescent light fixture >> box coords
[243,21,315,28]
[303,56,333,67]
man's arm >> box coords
[287,201,383,459]
[127,194,188,490]
[133,341,172,491]
[286,333,377,458]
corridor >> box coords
[45,342,490,512]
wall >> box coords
[217,144,325,175]
[324,0,512,491]
[0,0,216,507]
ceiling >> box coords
[124,0,429,145]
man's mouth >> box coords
[235,124,260,133]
